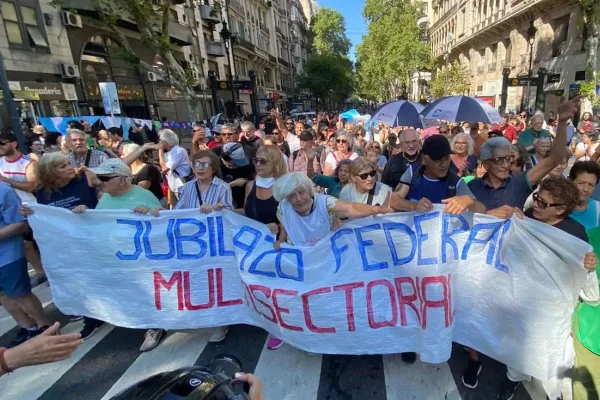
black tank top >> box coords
[244,182,278,225]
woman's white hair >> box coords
[121,143,140,157]
[159,129,180,147]
[480,137,511,161]
[273,172,315,202]
[450,132,474,155]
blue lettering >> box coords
[415,212,440,265]
[275,248,304,281]
[217,216,235,256]
[494,220,511,273]
[207,216,217,257]
[441,214,469,263]
[143,219,176,260]
[383,222,416,266]
[355,223,388,271]
[247,250,277,278]
[461,222,502,263]
[115,219,143,260]
[233,225,262,271]
[174,218,207,259]
[330,228,353,273]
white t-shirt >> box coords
[277,193,337,246]
[164,145,191,195]
[324,152,359,171]
[340,181,392,206]
[576,142,599,162]
[285,132,301,153]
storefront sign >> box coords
[475,95,495,107]
[509,77,537,87]
[99,82,121,115]
[7,81,78,101]
[86,82,145,101]
[0,90,40,101]
[217,80,253,91]
[546,74,561,84]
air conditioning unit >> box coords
[60,63,80,78]
[61,11,82,28]
[146,71,159,82]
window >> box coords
[504,39,512,64]
[208,60,219,79]
[234,56,247,76]
[1,0,48,48]
[264,68,272,84]
[552,14,570,57]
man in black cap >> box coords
[288,131,321,178]
[391,134,485,214]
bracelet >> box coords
[0,347,14,373]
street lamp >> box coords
[524,20,537,113]
[220,21,237,117]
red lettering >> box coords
[242,282,259,312]
[216,268,243,307]
[272,289,303,332]
[366,279,398,329]
[420,275,450,329]
[183,270,215,310]
[447,273,455,326]
[394,277,421,327]
[248,284,277,323]
[333,282,364,331]
[153,271,183,310]
[301,287,336,333]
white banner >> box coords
[29,205,592,382]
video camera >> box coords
[109,355,251,400]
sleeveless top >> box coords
[278,193,333,246]
[244,182,278,225]
[34,174,98,210]
[0,154,36,202]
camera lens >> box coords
[208,354,243,379]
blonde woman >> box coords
[340,157,392,208]
[364,142,386,180]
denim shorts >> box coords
[0,258,32,297]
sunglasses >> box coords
[97,175,118,183]
[439,130,449,134]
[285,122,294,125]
[357,170,377,180]
[193,129,204,133]
[0,140,10,146]
[193,161,211,169]
[533,192,564,209]
[336,139,348,143]
[487,155,513,165]
[253,157,271,166]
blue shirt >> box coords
[0,182,25,268]
[468,172,533,210]
[400,167,474,203]
[34,174,98,210]
[569,198,600,232]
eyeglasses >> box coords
[336,139,348,143]
[487,155,513,165]
[285,122,294,125]
[97,175,118,183]
[192,128,204,133]
[533,192,564,209]
[357,170,377,180]
[439,130,449,134]
[193,161,211,169]
[222,133,235,137]
[253,157,271,166]
[454,141,468,145]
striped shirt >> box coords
[287,149,322,176]
[174,177,234,210]
[67,150,108,169]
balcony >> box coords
[230,0,244,15]
[477,65,485,75]
[261,26,271,35]
[278,57,289,68]
[276,25,283,36]
[488,62,497,72]
[205,40,226,57]
[234,37,256,52]
[269,54,277,63]
[200,4,221,23]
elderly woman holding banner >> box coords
[340,157,392,208]
[263,172,393,350]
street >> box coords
[0,282,566,400]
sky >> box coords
[318,0,366,61]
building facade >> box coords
[0,0,312,128]
[428,0,591,114]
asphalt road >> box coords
[0,282,566,400]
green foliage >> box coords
[356,0,432,100]
[579,0,600,107]
[296,54,354,107]
[578,69,600,107]
[309,8,352,57]
[429,62,470,98]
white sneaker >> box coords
[209,326,228,343]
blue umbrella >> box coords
[420,96,503,124]
[371,100,425,128]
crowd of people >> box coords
[0,98,599,400]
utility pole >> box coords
[0,54,26,153]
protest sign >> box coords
[28,205,593,382]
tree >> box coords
[296,54,354,111]
[430,62,471,98]
[55,0,208,121]
[356,0,432,101]
[310,8,352,57]
[579,0,600,111]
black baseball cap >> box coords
[299,131,314,141]
[0,130,17,142]
[422,135,453,160]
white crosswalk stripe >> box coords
[0,292,564,400]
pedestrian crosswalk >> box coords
[0,283,563,400]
